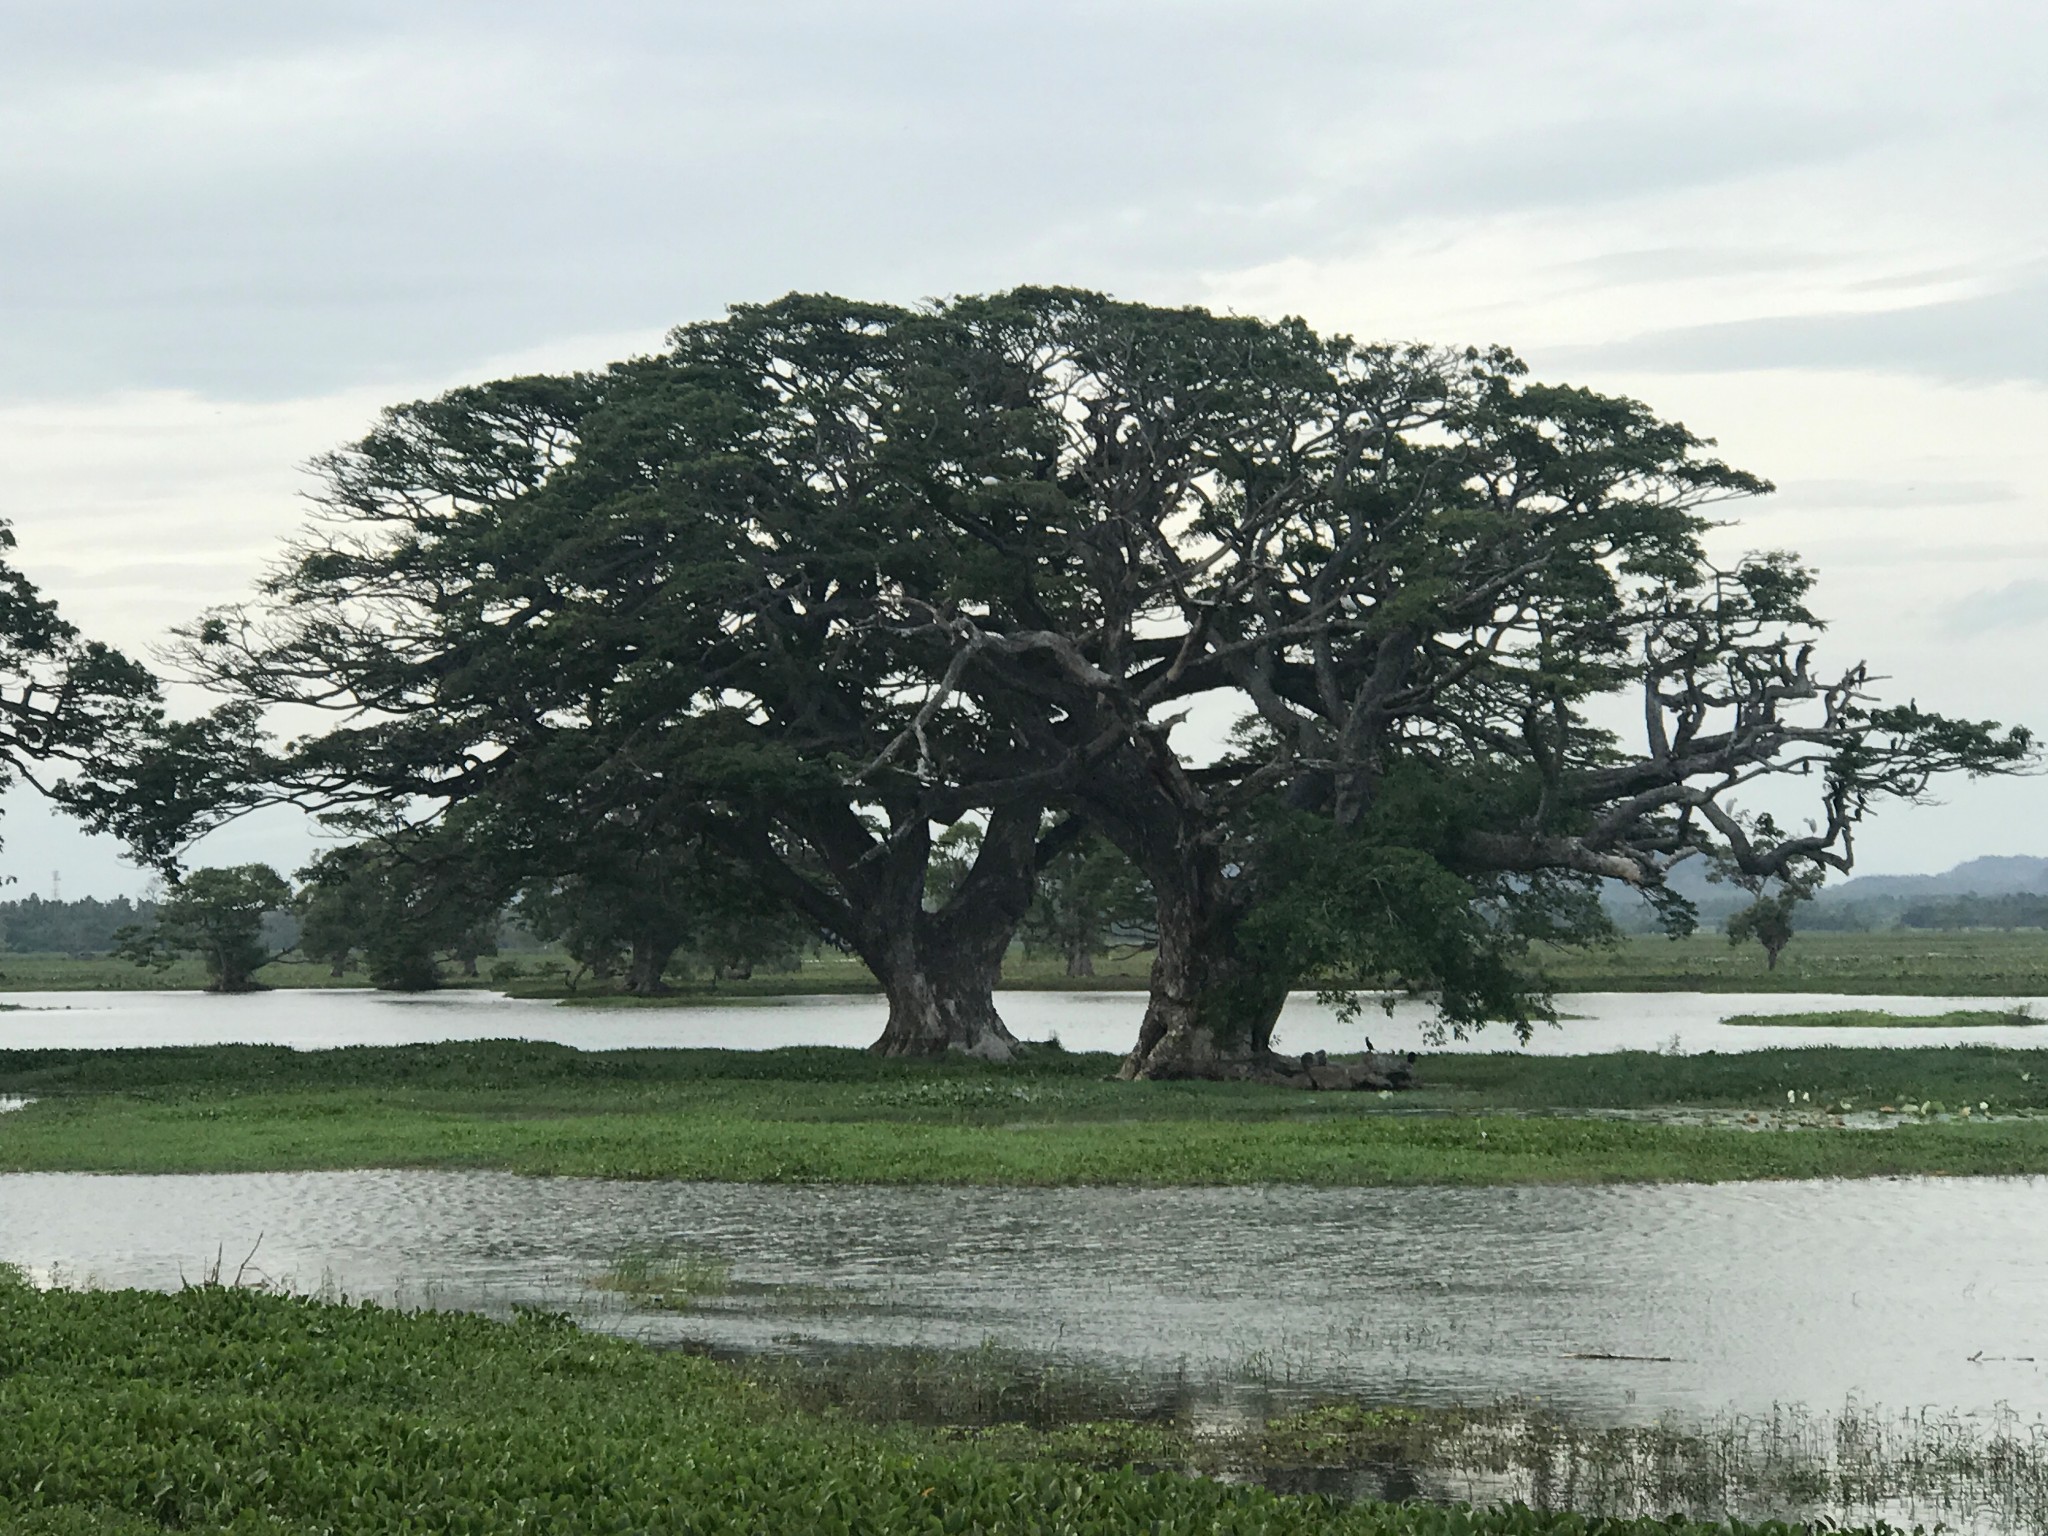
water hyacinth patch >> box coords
[0,1282,1874,1536]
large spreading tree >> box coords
[0,518,248,870]
[170,290,2032,1073]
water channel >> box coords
[6,1170,2045,1422]
[1,983,2044,1054]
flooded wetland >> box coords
[7,986,2048,1530]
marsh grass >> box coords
[1722,1008,2042,1029]
[809,1344,2048,1536]
[16,1281,1875,1536]
[741,1340,1162,1432]
[1304,1399,2048,1534]
[589,1245,732,1309]
[11,1040,2048,1183]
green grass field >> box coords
[4,1039,2045,1185]
[12,928,2047,997]
[0,952,377,991]
[1531,930,2048,995]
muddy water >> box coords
[0,985,2044,1053]
[5,1170,2045,1423]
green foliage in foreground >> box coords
[6,1041,2048,1184]
[0,1279,1819,1536]
[1722,1009,2041,1029]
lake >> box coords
[1,984,2044,1054]
[4,1169,2043,1425]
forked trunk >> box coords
[864,803,1046,1061]
[734,801,1046,1062]
[870,939,1018,1061]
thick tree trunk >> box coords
[1065,746,1296,1080]
[624,935,679,995]
[1119,861,1289,1079]
[729,800,1054,1062]
[864,803,1046,1061]
[1065,944,1095,978]
[869,935,1018,1060]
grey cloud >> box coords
[0,2,2005,400]
[1774,479,2022,510]
[1563,276,2048,385]
[1940,578,2048,637]
[1560,246,1839,285]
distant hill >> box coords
[1602,853,2048,933]
[1820,855,2048,900]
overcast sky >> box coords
[1,0,2043,896]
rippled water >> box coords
[6,1170,2045,1424]
[0,985,2043,1054]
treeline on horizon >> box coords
[0,894,159,956]
[15,882,2048,963]
[1598,892,2048,935]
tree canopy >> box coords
[164,289,2035,1076]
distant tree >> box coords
[516,828,806,994]
[295,833,506,991]
[1717,836,1825,970]
[688,896,813,983]
[1022,831,1153,977]
[116,864,292,992]
[294,865,367,978]
[1899,892,2048,930]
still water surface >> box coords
[5,1169,2044,1423]
[1,985,2044,1054]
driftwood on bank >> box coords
[1256,1050,1417,1092]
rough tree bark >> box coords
[1118,847,1290,1080]
[733,800,1057,1061]
[1071,749,1295,1080]
[624,934,681,996]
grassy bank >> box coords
[1532,930,2048,995]
[10,929,2048,997]
[0,1275,1853,1536]
[0,953,379,991]
[1722,1008,2041,1029]
[5,1040,2048,1185]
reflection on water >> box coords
[11,1168,2048,1531]
[1,984,2045,1054]
[0,1097,25,1113]
[5,1170,2046,1422]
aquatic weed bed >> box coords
[7,1041,2048,1184]
[0,1271,1841,1536]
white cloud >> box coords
[3,0,2046,882]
